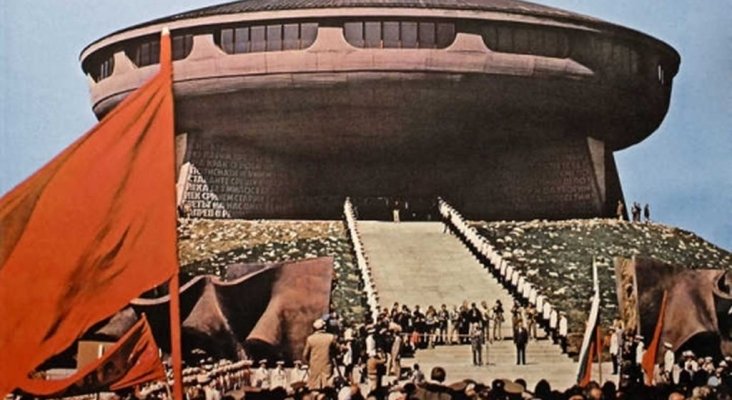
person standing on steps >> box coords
[510,300,523,338]
[449,305,460,344]
[467,302,484,335]
[525,304,538,340]
[437,304,449,345]
[609,327,621,375]
[492,300,504,341]
[470,323,484,366]
[480,301,493,344]
[388,325,403,378]
[514,325,529,365]
[458,303,470,344]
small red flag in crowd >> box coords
[18,315,166,397]
[642,290,669,385]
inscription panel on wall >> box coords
[459,138,603,219]
[181,135,610,220]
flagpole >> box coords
[159,26,184,400]
[592,257,601,383]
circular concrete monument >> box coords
[81,0,680,220]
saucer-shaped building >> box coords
[80,0,680,220]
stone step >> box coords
[357,221,614,390]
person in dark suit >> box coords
[514,325,529,365]
[470,324,484,366]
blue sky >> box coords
[1,1,730,250]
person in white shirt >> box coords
[558,312,569,353]
[663,342,675,376]
[271,360,288,389]
[290,360,306,384]
[202,379,221,400]
[635,336,645,365]
[609,327,621,374]
[253,359,271,389]
[366,326,377,357]
[296,364,310,385]
[682,351,699,374]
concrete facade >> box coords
[80,0,680,220]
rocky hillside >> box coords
[177,219,368,324]
[470,219,732,333]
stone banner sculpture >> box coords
[615,256,732,360]
[96,257,333,364]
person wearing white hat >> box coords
[253,359,271,389]
[290,360,304,384]
[202,376,221,400]
[303,318,337,390]
[291,361,310,384]
[271,361,288,390]
[239,360,253,388]
[635,336,645,366]
[663,342,675,376]
[682,351,699,373]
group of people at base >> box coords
[376,300,540,367]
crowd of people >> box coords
[367,300,541,367]
[124,312,732,400]
[125,304,539,400]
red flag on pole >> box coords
[577,298,600,386]
[577,260,601,386]
[18,315,166,397]
[642,290,669,385]
[0,31,176,396]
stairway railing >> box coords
[437,198,569,351]
[344,197,379,323]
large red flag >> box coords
[19,315,166,397]
[0,32,176,396]
[642,290,669,385]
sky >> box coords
[1,0,730,250]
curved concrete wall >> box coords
[83,8,678,150]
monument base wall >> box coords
[179,133,622,221]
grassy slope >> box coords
[177,219,368,324]
[470,218,732,333]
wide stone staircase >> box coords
[358,221,610,390]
